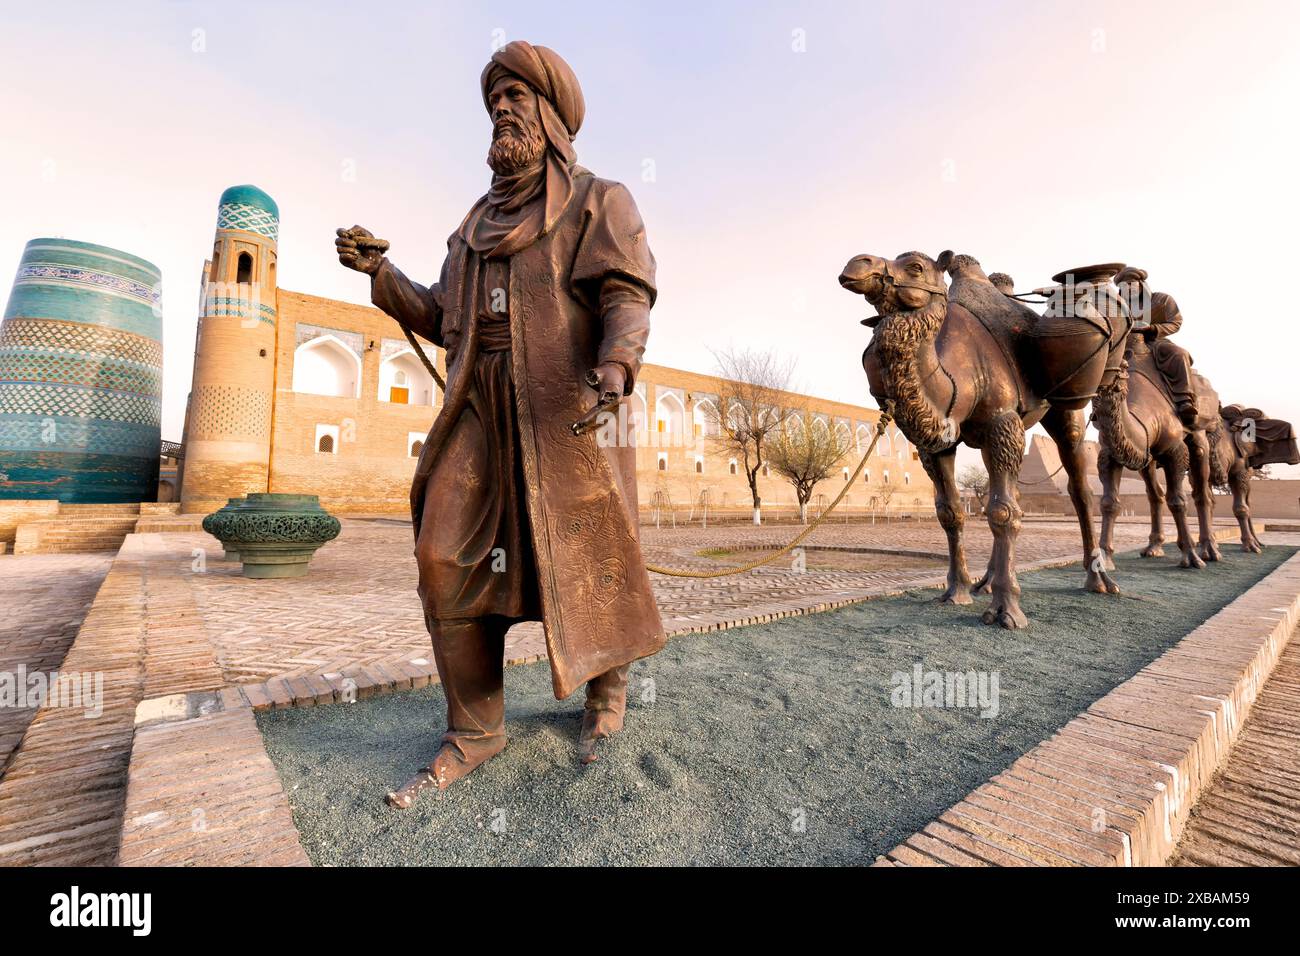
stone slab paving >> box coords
[1171,636,1300,866]
[874,538,1300,867]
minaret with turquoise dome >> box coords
[179,184,280,512]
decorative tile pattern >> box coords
[0,351,161,395]
[0,382,161,427]
[0,317,162,366]
[217,201,279,241]
[203,295,276,326]
[0,418,159,456]
[0,239,162,501]
[14,263,161,308]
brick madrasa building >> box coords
[172,185,932,518]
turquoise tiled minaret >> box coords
[0,238,163,502]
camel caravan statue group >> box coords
[838,252,1299,630]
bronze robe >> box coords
[372,169,665,699]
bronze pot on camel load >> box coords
[838,250,1131,629]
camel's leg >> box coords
[1097,444,1124,571]
[1043,407,1118,594]
[1139,460,1166,557]
[1231,464,1263,553]
[920,447,972,604]
[1186,429,1222,562]
[1162,444,1204,569]
[979,414,1028,629]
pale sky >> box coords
[3,0,1298,476]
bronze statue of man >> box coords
[336,41,665,807]
[1114,266,1198,426]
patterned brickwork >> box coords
[188,384,272,440]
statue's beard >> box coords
[487,120,546,175]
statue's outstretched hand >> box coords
[335,225,389,275]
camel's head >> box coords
[839,250,951,327]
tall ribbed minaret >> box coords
[179,185,279,513]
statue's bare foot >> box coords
[577,707,625,765]
[385,738,507,809]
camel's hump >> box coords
[949,274,1039,339]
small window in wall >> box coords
[864,469,871,483]
[729,460,738,475]
[315,423,339,455]
[904,472,911,485]
[237,252,254,284]
[843,467,850,481]
[883,469,890,482]
[657,452,668,471]
[762,464,770,477]
[695,456,704,474]
[407,431,425,459]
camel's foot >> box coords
[385,737,507,809]
[1085,568,1121,595]
[937,582,973,605]
[1242,535,1264,554]
[1140,543,1165,558]
[981,594,1028,630]
[1178,549,1206,570]
[1197,539,1223,563]
[971,573,993,596]
[577,707,625,765]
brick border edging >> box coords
[873,550,1300,867]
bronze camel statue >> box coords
[839,251,1130,629]
[1093,329,1224,569]
[1131,403,1299,556]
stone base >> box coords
[236,543,320,578]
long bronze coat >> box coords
[372,169,665,699]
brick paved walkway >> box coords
[1171,632,1300,866]
[0,553,112,773]
[0,515,1249,866]
[186,517,1160,688]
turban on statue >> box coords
[462,41,586,258]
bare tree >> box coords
[877,472,898,512]
[767,410,852,523]
[957,464,989,511]
[703,347,795,524]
